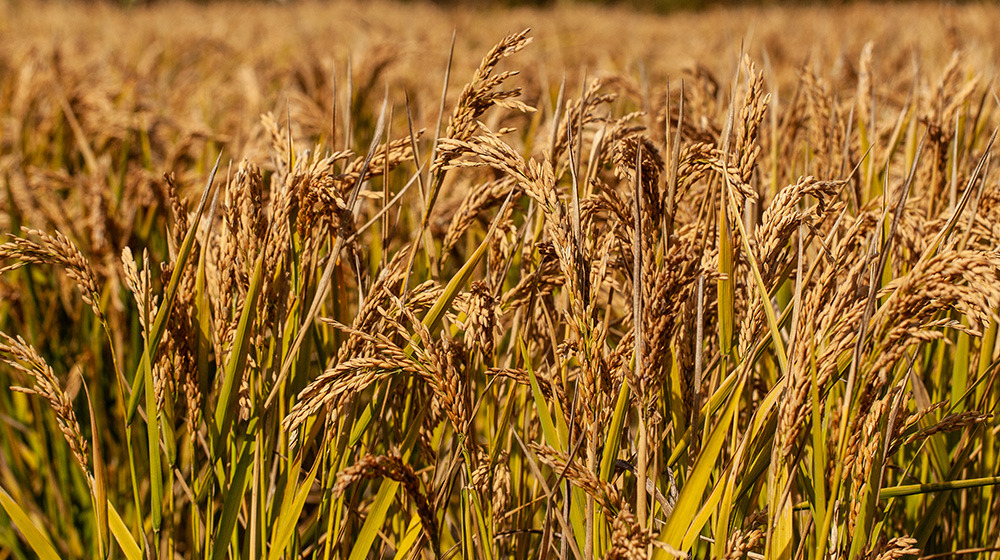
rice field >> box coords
[1,1,1000,559]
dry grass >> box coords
[1,1,1000,559]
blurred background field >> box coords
[2,0,1000,559]
[3,0,1000,146]
[2,0,999,198]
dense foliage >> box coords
[1,1,999,559]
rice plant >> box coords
[1,1,999,559]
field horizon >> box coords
[1,0,999,559]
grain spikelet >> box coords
[864,537,920,560]
[434,28,535,172]
[606,506,652,560]
[442,177,516,254]
[530,442,620,514]
[0,332,90,476]
[724,528,764,560]
[440,122,558,212]
[735,56,769,184]
[455,281,500,360]
[0,227,104,322]
[121,247,159,336]
[333,453,438,549]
